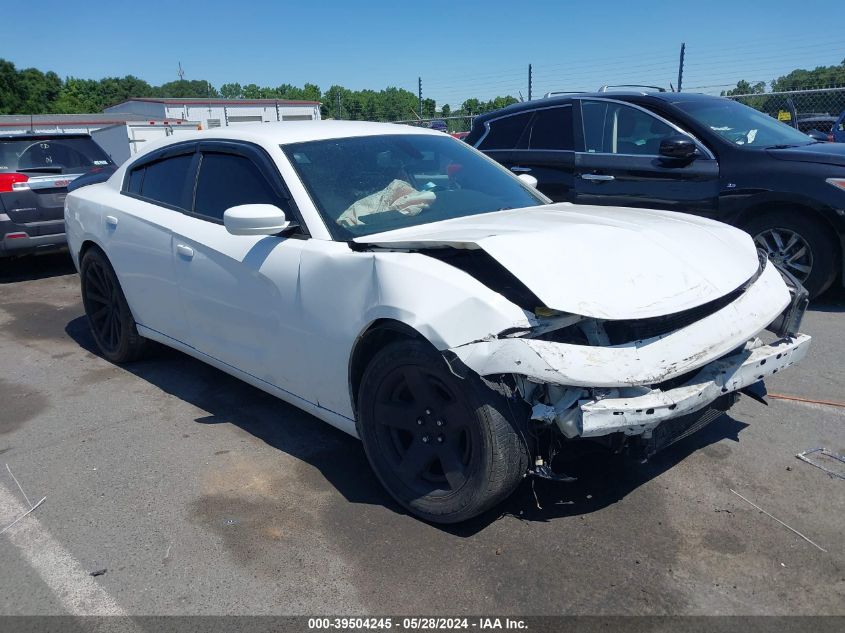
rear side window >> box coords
[478,112,532,150]
[139,154,194,208]
[193,153,279,221]
[527,106,574,150]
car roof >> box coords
[145,120,443,148]
[472,91,724,123]
[0,132,93,140]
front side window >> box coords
[672,98,816,148]
[138,154,193,209]
[478,112,532,150]
[193,153,279,221]
[581,101,676,155]
[284,134,546,240]
[527,106,574,150]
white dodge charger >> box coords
[65,121,811,523]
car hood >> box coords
[354,203,760,320]
[766,142,845,167]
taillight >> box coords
[829,134,835,142]
[0,173,29,193]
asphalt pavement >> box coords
[0,252,843,615]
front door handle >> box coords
[105,215,118,227]
[176,244,194,259]
[581,173,615,182]
[510,166,532,173]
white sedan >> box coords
[65,121,811,523]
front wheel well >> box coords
[348,320,427,412]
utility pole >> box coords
[418,77,423,118]
[677,43,685,92]
[528,64,533,101]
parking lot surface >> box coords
[1,253,843,615]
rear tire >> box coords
[80,248,148,363]
[744,211,838,298]
[357,339,529,524]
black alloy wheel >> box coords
[357,339,529,524]
[80,248,147,363]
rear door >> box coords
[107,143,197,343]
[573,98,719,214]
[507,104,576,202]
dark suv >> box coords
[467,91,845,297]
[1,133,114,259]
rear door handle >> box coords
[510,167,532,173]
[105,215,118,227]
[581,173,615,182]
[176,244,194,259]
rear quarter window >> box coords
[478,112,532,150]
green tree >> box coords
[0,59,23,113]
[220,82,243,99]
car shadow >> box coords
[810,284,845,313]
[65,315,751,536]
[0,251,76,283]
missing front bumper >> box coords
[573,333,811,438]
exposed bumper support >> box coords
[576,334,811,438]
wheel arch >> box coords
[79,239,105,261]
[737,199,843,292]
[348,319,429,414]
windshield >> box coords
[283,133,546,239]
[0,136,113,173]
[672,98,816,148]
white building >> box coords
[0,113,197,136]
[104,97,321,129]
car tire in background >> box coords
[744,211,839,298]
[80,247,148,363]
[357,339,529,524]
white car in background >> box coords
[65,121,811,523]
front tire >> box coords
[744,211,838,298]
[80,248,148,363]
[357,339,529,524]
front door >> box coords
[573,99,720,215]
[171,143,304,391]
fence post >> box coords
[677,42,685,92]
[528,64,533,101]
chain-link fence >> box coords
[726,87,845,138]
[392,114,477,135]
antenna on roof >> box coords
[177,62,185,81]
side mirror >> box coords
[223,204,291,236]
[659,135,697,161]
[805,129,828,142]
[517,173,539,189]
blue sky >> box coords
[4,0,842,107]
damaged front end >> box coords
[445,257,812,461]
